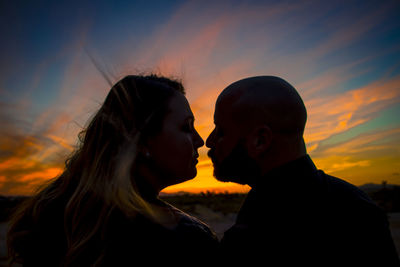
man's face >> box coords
[206,97,260,185]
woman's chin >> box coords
[158,172,196,194]
[170,170,197,186]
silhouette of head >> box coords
[206,76,307,185]
[84,75,204,195]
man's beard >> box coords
[211,140,262,185]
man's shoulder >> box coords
[318,171,378,209]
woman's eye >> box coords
[183,123,192,132]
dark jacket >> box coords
[220,155,399,266]
[17,201,218,266]
[103,203,219,265]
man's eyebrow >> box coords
[185,115,195,122]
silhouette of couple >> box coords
[7,75,400,266]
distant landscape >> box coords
[0,183,399,265]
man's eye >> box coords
[216,128,223,137]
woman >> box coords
[7,75,218,266]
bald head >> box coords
[217,76,307,137]
[208,76,308,182]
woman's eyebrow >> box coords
[185,115,195,122]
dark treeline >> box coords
[369,185,400,213]
[160,192,247,215]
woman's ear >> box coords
[138,142,152,159]
[246,125,272,158]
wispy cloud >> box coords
[305,75,400,146]
[313,127,400,157]
[328,159,371,173]
[310,125,400,185]
[0,117,66,195]
[1,0,400,194]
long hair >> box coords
[7,75,185,266]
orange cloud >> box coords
[310,125,400,185]
[0,105,71,195]
[326,159,371,173]
[18,167,63,183]
[314,153,400,186]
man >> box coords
[206,76,399,265]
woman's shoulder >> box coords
[108,204,217,240]
[165,202,218,241]
[104,204,218,264]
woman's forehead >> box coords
[166,93,193,120]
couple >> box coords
[7,75,399,266]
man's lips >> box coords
[207,150,216,164]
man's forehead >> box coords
[215,96,234,120]
[218,82,245,101]
[214,100,242,129]
[216,82,244,107]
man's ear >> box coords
[246,125,272,158]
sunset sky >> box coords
[0,0,399,195]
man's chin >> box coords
[213,169,247,185]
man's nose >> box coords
[206,129,215,148]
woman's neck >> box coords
[134,167,164,203]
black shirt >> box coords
[18,201,218,266]
[103,203,218,265]
[220,155,399,266]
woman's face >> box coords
[146,93,204,189]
